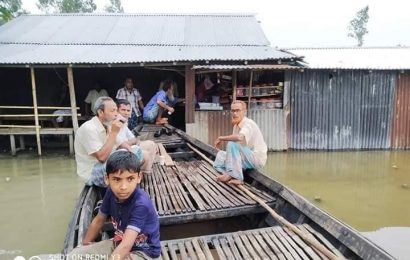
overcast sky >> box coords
[21,0,410,48]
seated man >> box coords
[74,96,124,187]
[67,150,161,260]
[116,99,158,174]
[213,100,267,185]
[84,81,109,117]
[143,80,175,125]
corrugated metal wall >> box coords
[288,70,396,150]
[186,110,287,151]
[391,73,410,149]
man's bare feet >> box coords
[216,173,232,182]
[228,178,244,185]
[155,118,168,125]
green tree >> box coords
[37,0,97,13]
[105,0,124,13]
[348,5,369,47]
[0,0,27,25]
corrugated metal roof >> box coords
[287,47,410,70]
[193,64,300,70]
[0,13,296,65]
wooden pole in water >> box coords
[67,66,79,133]
[186,143,339,260]
[30,67,42,156]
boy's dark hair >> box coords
[106,150,141,175]
[116,98,131,108]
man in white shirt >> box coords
[213,100,267,185]
[116,99,158,174]
[84,82,109,116]
[74,96,124,187]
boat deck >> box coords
[137,125,276,225]
[160,224,345,260]
[144,161,276,225]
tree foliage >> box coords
[37,0,97,13]
[0,0,26,25]
[348,5,369,47]
[105,0,124,13]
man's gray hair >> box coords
[93,96,114,114]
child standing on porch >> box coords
[67,150,161,260]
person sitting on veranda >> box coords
[84,81,109,117]
[52,83,71,128]
[213,100,267,185]
[67,150,161,260]
[143,80,175,125]
[116,99,158,175]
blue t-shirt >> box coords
[99,188,160,258]
[143,90,168,118]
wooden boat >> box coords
[63,125,394,259]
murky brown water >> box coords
[0,151,409,258]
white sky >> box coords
[21,0,410,48]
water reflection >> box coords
[264,151,410,231]
[0,154,83,259]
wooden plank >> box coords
[153,164,173,214]
[277,228,310,259]
[168,242,179,260]
[167,166,196,212]
[233,233,251,260]
[302,224,345,259]
[157,143,175,166]
[150,164,164,215]
[239,232,261,260]
[246,233,269,260]
[252,231,276,259]
[161,244,170,260]
[192,238,207,260]
[198,238,214,260]
[266,227,295,260]
[158,165,184,213]
[67,66,79,132]
[10,135,16,156]
[184,240,198,260]
[226,235,242,260]
[178,242,189,260]
[259,230,283,260]
[282,227,322,260]
[219,237,235,260]
[271,227,301,260]
[30,67,41,156]
[212,238,226,260]
[176,166,209,211]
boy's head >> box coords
[105,150,142,202]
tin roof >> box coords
[193,64,301,71]
[287,47,410,70]
[0,13,295,65]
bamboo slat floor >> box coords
[160,224,345,260]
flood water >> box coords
[0,150,409,259]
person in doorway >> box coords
[52,83,71,128]
[116,77,144,130]
[213,100,267,185]
[116,99,158,174]
[74,96,124,187]
[67,150,161,260]
[84,81,109,117]
[143,80,175,125]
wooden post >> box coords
[30,67,42,156]
[247,71,254,111]
[232,70,237,100]
[185,65,195,124]
[67,66,79,132]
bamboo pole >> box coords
[0,125,40,128]
[0,106,79,109]
[30,67,42,156]
[232,70,237,101]
[247,71,253,111]
[0,114,81,117]
[186,142,339,260]
[67,66,79,132]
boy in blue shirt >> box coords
[68,150,161,260]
